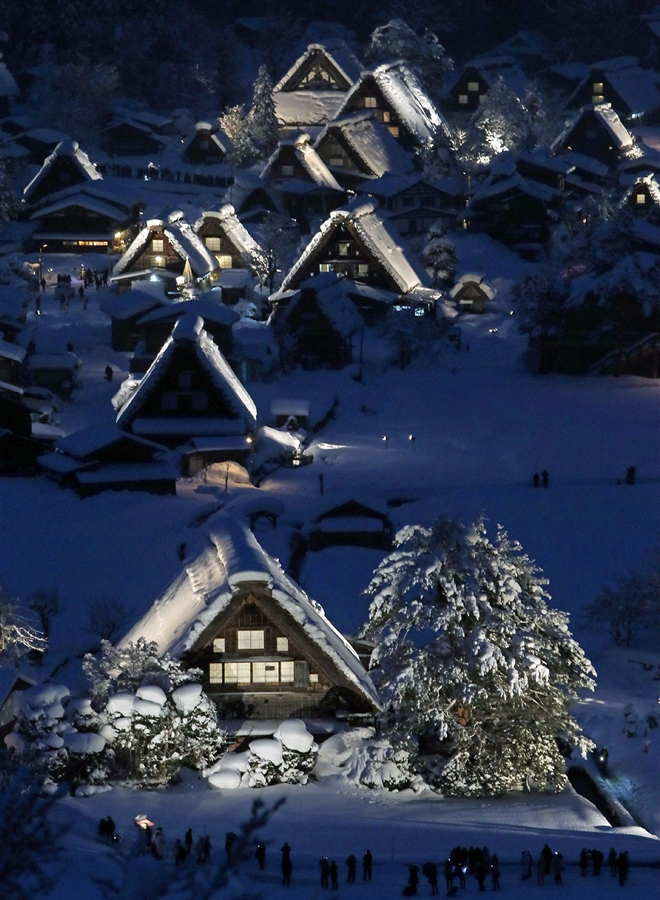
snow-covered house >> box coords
[14,127,71,165]
[22,140,102,206]
[517,150,577,192]
[306,498,393,551]
[181,121,230,166]
[100,118,167,158]
[314,111,415,191]
[366,174,463,237]
[446,56,528,113]
[38,423,176,497]
[119,512,380,720]
[116,314,257,459]
[334,61,453,152]
[449,273,496,314]
[551,103,635,169]
[134,295,240,361]
[100,287,166,351]
[111,210,219,292]
[487,30,551,73]
[28,181,141,254]
[194,204,262,273]
[565,57,660,125]
[0,337,25,384]
[625,174,660,219]
[271,272,362,369]
[261,133,345,225]
[278,198,431,298]
[273,41,363,137]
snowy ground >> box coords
[1,240,660,897]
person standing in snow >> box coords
[346,854,357,882]
[152,827,165,859]
[203,835,211,864]
[542,844,553,874]
[362,849,373,880]
[255,843,266,869]
[608,848,617,877]
[591,849,603,875]
[475,860,487,892]
[536,853,545,885]
[424,862,439,895]
[521,850,533,880]
[320,857,330,888]
[185,828,193,855]
[552,851,563,884]
[444,858,454,891]
[281,857,292,887]
[617,851,629,885]
[490,858,501,890]
[407,864,419,895]
[173,839,186,865]
[580,848,589,876]
[330,860,338,889]
[195,836,206,864]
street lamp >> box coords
[38,243,47,284]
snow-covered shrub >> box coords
[314,728,417,791]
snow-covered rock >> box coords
[274,719,316,753]
[67,697,94,718]
[171,682,203,715]
[317,733,353,766]
[62,731,106,754]
[249,738,283,765]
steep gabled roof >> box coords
[180,121,230,160]
[194,203,263,263]
[113,211,218,278]
[275,40,363,92]
[315,111,414,178]
[337,61,453,146]
[136,297,240,329]
[280,197,430,294]
[261,133,343,191]
[624,173,660,207]
[118,511,380,708]
[279,272,363,338]
[29,194,129,222]
[23,140,102,201]
[51,423,165,460]
[274,91,347,129]
[116,314,256,433]
[551,102,635,155]
[449,55,527,98]
[466,170,557,211]
[567,56,660,118]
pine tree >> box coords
[249,65,279,158]
[361,517,596,796]
[421,221,457,287]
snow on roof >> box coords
[570,57,660,116]
[274,90,347,128]
[100,289,164,321]
[116,313,257,433]
[270,398,310,416]
[0,339,25,363]
[280,197,430,295]
[23,140,102,200]
[338,61,453,147]
[53,423,165,460]
[275,41,363,92]
[29,194,128,223]
[136,297,240,328]
[231,319,278,358]
[466,171,557,210]
[459,55,528,97]
[519,149,576,175]
[110,105,172,130]
[281,272,363,338]
[22,128,70,144]
[29,179,140,213]
[627,173,660,206]
[180,124,229,159]
[262,134,343,192]
[118,512,380,708]
[367,172,460,199]
[558,151,609,178]
[552,103,634,155]
[449,274,496,300]
[315,111,414,178]
[194,204,262,262]
[113,215,218,278]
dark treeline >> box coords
[0,0,655,114]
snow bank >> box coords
[208,767,243,790]
[74,783,113,798]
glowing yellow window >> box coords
[237,630,264,650]
[209,663,223,683]
[458,94,468,105]
[467,81,479,92]
[364,96,377,108]
[636,193,646,204]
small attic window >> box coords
[593,82,604,93]
[467,81,479,92]
[636,193,646,204]
[152,238,164,253]
[277,637,289,652]
[281,165,294,176]
[458,94,469,105]
[592,94,604,103]
[382,110,391,123]
[206,236,221,251]
[237,629,264,650]
[388,126,400,138]
[213,637,226,653]
[364,96,377,108]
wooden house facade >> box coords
[307,499,393,550]
[446,56,527,113]
[181,122,229,166]
[23,140,102,207]
[551,103,634,169]
[29,187,140,254]
[565,57,660,125]
[118,515,380,720]
[194,204,262,272]
[449,274,496,314]
[100,119,166,157]
[100,289,166,352]
[368,175,463,237]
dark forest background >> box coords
[0,0,653,114]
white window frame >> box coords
[276,637,289,652]
[152,238,165,253]
[237,629,264,650]
[213,637,226,653]
[280,660,294,683]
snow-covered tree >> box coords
[0,586,47,664]
[457,80,531,171]
[361,517,596,796]
[219,105,258,168]
[253,213,300,294]
[249,65,279,158]
[365,18,452,98]
[421,221,457,287]
[585,553,660,648]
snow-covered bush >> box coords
[361,516,596,796]
[208,719,317,789]
[314,728,418,791]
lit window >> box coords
[216,253,233,268]
[213,638,225,653]
[319,263,333,272]
[281,164,294,176]
[388,126,399,138]
[280,660,294,683]
[338,241,351,256]
[309,672,319,683]
[467,81,479,92]
[358,263,369,276]
[593,82,604,93]
[206,236,221,251]
[237,629,264,650]
[178,372,192,389]
[364,96,377,108]
[223,661,251,683]
[382,111,391,123]
[592,95,604,103]
[152,238,164,252]
[478,95,486,103]
[209,663,223,683]
[330,157,343,167]
[277,637,289,652]
[458,94,468,105]
[636,193,646,204]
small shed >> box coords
[307,499,393,551]
[450,274,496,314]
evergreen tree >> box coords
[220,105,258,168]
[361,517,596,796]
[366,18,453,99]
[249,65,279,158]
[421,221,457,287]
[457,79,531,170]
